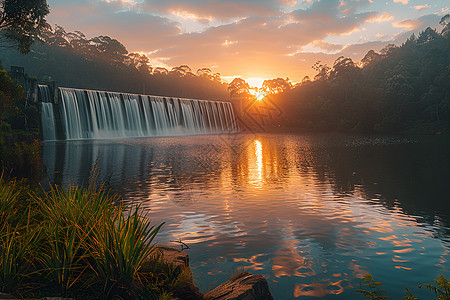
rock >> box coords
[147,245,203,300]
[153,245,190,269]
[205,272,274,300]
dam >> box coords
[38,85,238,140]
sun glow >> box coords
[256,91,266,101]
[246,77,266,90]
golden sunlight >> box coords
[246,77,266,90]
[256,91,267,101]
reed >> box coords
[87,207,163,298]
[0,209,41,294]
[0,177,167,299]
[0,177,20,227]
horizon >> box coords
[46,0,448,85]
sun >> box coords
[245,77,266,90]
[256,91,266,101]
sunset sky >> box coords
[46,0,448,85]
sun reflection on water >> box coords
[42,134,450,299]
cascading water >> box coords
[39,85,56,140]
[43,87,237,140]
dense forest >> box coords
[1,14,449,135]
[1,25,230,101]
[273,15,450,134]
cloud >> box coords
[47,0,182,51]
[289,0,377,35]
[138,0,286,21]
[393,13,440,31]
[311,40,345,52]
[45,0,446,83]
[414,5,430,11]
[367,11,394,23]
[392,14,442,44]
[394,19,420,30]
[393,0,408,4]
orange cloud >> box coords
[394,19,420,30]
[45,0,444,82]
[414,4,430,11]
[367,11,394,23]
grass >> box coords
[356,273,450,300]
[0,177,180,299]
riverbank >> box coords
[0,178,273,299]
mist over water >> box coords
[42,133,450,299]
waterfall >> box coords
[39,85,56,140]
[48,87,238,140]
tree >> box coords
[197,68,212,79]
[380,44,397,56]
[128,52,151,74]
[301,76,311,85]
[261,77,292,95]
[312,61,330,81]
[153,67,169,75]
[416,27,440,45]
[0,0,49,54]
[170,65,193,77]
[0,63,23,129]
[227,78,251,98]
[360,50,381,67]
[90,35,128,63]
[440,14,450,37]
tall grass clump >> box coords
[31,181,164,298]
[0,175,170,299]
[0,178,41,294]
[0,176,20,227]
[88,207,163,298]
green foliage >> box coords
[141,252,193,299]
[0,139,41,180]
[0,176,20,225]
[1,24,230,101]
[355,274,450,300]
[88,207,163,298]
[355,273,389,299]
[0,0,50,54]
[419,275,450,300]
[0,67,23,126]
[0,62,41,181]
[278,21,450,134]
[39,224,88,297]
[0,176,170,299]
[228,77,251,98]
[404,285,419,300]
[0,219,41,294]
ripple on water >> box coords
[42,134,450,299]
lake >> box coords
[42,133,450,299]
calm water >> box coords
[42,134,450,299]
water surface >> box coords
[42,134,450,299]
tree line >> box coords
[271,15,450,134]
[1,24,230,101]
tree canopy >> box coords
[275,21,450,134]
[227,78,251,98]
[0,0,49,54]
[1,24,230,100]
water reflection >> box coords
[42,134,450,299]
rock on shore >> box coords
[154,245,273,300]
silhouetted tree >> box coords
[261,77,292,95]
[0,0,49,54]
[0,62,23,128]
[312,61,330,81]
[228,78,251,98]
